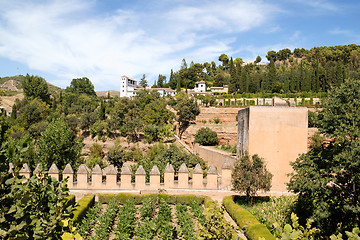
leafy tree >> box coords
[194,127,219,146]
[107,139,126,170]
[255,55,262,64]
[66,77,96,96]
[288,78,360,236]
[36,119,83,170]
[22,74,50,103]
[232,153,272,202]
[175,94,200,139]
[218,54,229,68]
[0,156,73,239]
[139,74,148,88]
[16,98,49,130]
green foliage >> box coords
[92,199,118,240]
[36,118,83,170]
[307,111,318,128]
[273,213,320,240]
[236,196,297,237]
[66,77,96,96]
[194,127,219,146]
[106,139,126,170]
[198,205,235,240]
[76,202,101,238]
[288,78,360,236]
[176,204,196,240]
[175,94,200,138]
[89,143,104,159]
[22,74,50,103]
[71,195,95,223]
[115,201,136,239]
[16,98,49,129]
[0,160,73,239]
[232,154,273,200]
[215,144,237,154]
[223,196,275,240]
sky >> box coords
[0,0,359,91]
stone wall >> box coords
[237,106,308,192]
[193,143,236,173]
[14,161,233,191]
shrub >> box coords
[194,127,219,146]
[223,195,275,240]
[71,195,95,223]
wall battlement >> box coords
[13,161,233,191]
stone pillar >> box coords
[76,164,89,189]
[221,159,233,189]
[150,165,160,189]
[178,163,189,188]
[33,163,42,178]
[206,165,218,189]
[8,163,14,174]
[105,165,118,189]
[192,164,203,189]
[120,165,132,189]
[164,163,174,189]
[135,165,146,189]
[48,163,60,181]
[91,164,103,189]
[63,164,74,189]
[19,163,31,179]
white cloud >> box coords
[0,0,279,90]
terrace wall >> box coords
[14,161,233,191]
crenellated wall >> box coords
[13,161,233,191]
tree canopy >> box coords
[66,77,96,96]
[22,74,50,103]
[288,78,360,236]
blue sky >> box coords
[0,0,359,91]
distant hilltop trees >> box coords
[158,44,360,94]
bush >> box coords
[223,196,275,240]
[194,127,219,146]
[98,193,207,205]
[71,195,95,223]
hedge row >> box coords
[63,195,76,209]
[223,195,275,240]
[98,193,207,205]
[71,195,95,223]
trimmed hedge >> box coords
[63,195,76,209]
[98,193,206,205]
[71,195,95,223]
[223,195,275,240]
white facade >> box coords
[194,81,206,92]
[120,76,138,98]
[150,88,176,97]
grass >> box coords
[214,144,237,154]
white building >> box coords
[120,75,177,98]
[194,81,206,92]
[149,88,176,97]
[120,76,140,98]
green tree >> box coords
[139,74,148,88]
[288,78,360,236]
[106,139,126,170]
[66,77,96,96]
[22,74,50,103]
[232,153,272,202]
[0,156,74,239]
[37,119,83,170]
[194,127,219,146]
[219,54,229,69]
[255,55,262,64]
[175,94,200,139]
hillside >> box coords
[0,75,62,96]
